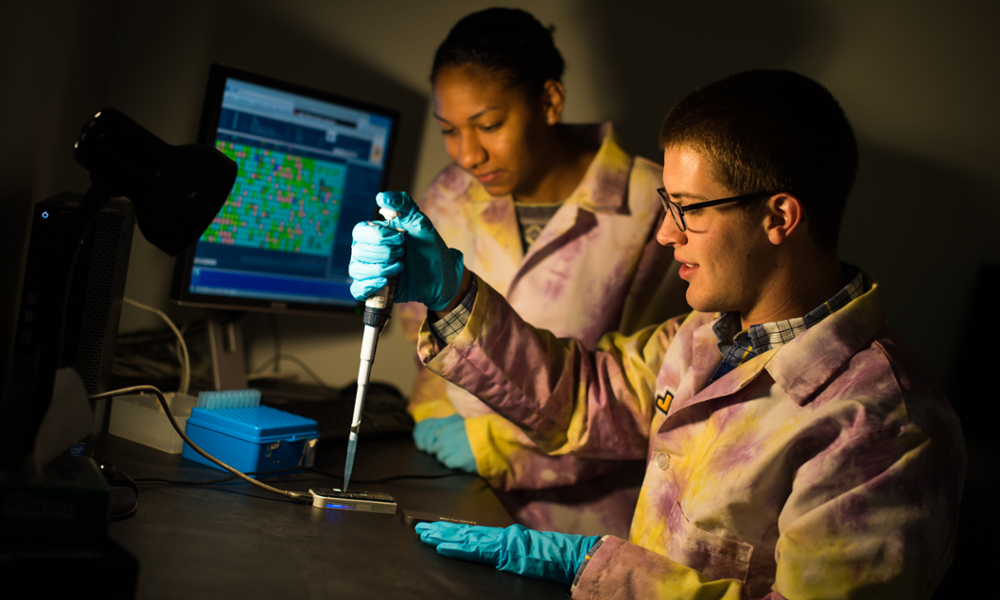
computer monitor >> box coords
[171,65,399,388]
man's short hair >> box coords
[659,70,857,252]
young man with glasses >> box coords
[350,69,965,599]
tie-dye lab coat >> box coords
[397,124,689,537]
[417,272,965,599]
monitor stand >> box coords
[206,311,248,390]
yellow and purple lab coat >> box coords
[397,123,689,536]
[417,271,965,599]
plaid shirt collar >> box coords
[711,264,864,382]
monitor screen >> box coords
[171,65,398,315]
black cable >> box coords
[270,313,281,375]
[302,465,490,486]
[134,475,244,485]
[113,318,212,386]
[107,469,139,522]
[131,466,485,488]
[250,353,338,392]
[133,465,310,485]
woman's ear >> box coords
[764,193,804,246]
[540,79,566,125]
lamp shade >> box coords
[74,108,237,256]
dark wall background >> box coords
[1,2,995,594]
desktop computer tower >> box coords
[1,192,135,462]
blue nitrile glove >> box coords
[415,522,600,585]
[412,415,477,472]
[349,222,404,300]
[349,191,464,311]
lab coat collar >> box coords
[517,124,629,253]
[504,123,633,295]
[563,122,632,214]
[765,270,884,405]
[669,269,884,412]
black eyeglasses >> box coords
[657,188,778,232]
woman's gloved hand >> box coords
[349,191,465,311]
[412,415,476,472]
[415,522,600,586]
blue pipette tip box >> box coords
[182,396,319,476]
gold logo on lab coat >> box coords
[655,390,674,414]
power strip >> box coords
[107,392,197,453]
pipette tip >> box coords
[343,435,358,491]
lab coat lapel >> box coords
[507,202,598,298]
[507,123,630,301]
[671,319,724,408]
[661,319,778,428]
[661,273,883,427]
[467,191,523,297]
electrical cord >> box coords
[249,354,337,392]
[113,320,212,389]
[90,385,310,502]
[132,466,484,487]
[108,471,139,521]
[270,313,281,375]
[132,465,319,486]
[94,385,484,504]
[122,298,191,394]
[304,466,488,486]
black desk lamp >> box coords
[0,108,237,474]
[74,107,237,256]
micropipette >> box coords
[343,208,400,491]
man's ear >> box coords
[764,193,804,245]
[540,79,566,125]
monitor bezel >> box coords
[170,64,399,317]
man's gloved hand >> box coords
[349,191,464,311]
[412,415,477,472]
[415,522,600,586]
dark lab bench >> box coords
[98,434,565,599]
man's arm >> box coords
[417,272,674,459]
[350,189,664,459]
